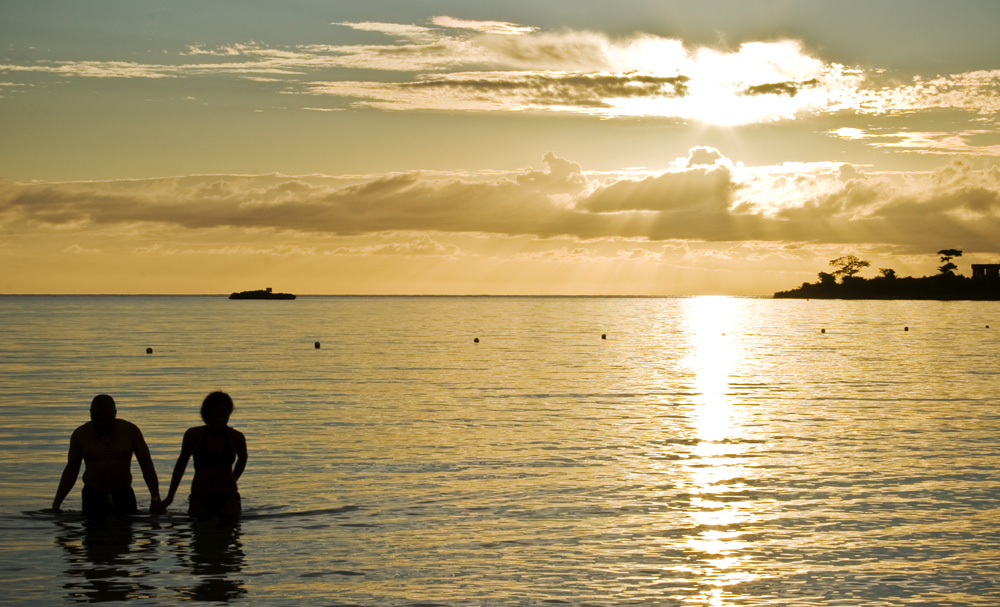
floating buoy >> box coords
[474,337,479,343]
[145,347,153,354]
[314,341,321,349]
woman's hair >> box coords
[201,391,234,423]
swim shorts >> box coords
[81,486,138,516]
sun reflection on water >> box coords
[679,297,757,605]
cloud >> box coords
[0,61,177,79]
[63,244,101,254]
[507,245,666,264]
[185,44,251,57]
[838,164,865,181]
[771,159,1000,248]
[831,127,867,140]
[829,127,1000,156]
[3,17,998,125]
[134,243,318,256]
[326,235,461,257]
[0,157,595,237]
[332,21,439,41]
[686,146,727,167]
[431,16,537,36]
[582,148,736,216]
[300,35,856,123]
[515,152,588,192]
[857,69,1000,116]
[475,31,616,70]
[584,165,735,214]
[744,78,819,97]
[3,152,1000,251]
[615,247,666,263]
[307,71,690,113]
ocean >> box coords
[0,295,997,606]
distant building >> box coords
[971,264,1000,281]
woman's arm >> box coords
[232,429,248,482]
[162,428,196,509]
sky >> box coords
[2,0,1000,295]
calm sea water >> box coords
[0,295,998,606]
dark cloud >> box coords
[582,164,736,214]
[768,160,1000,249]
[743,79,818,97]
[403,73,689,108]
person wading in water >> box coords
[51,394,163,516]
[162,391,247,520]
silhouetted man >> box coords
[52,394,162,515]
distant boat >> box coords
[229,287,296,300]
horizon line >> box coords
[0,293,772,298]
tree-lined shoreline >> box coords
[774,250,1000,300]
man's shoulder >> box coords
[115,418,144,435]
[71,421,93,439]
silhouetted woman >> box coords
[162,392,247,519]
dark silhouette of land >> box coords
[775,252,1000,300]
[775,272,1000,300]
[228,287,295,300]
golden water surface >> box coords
[0,296,998,605]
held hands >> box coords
[151,495,174,514]
[149,498,167,515]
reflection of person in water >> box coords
[51,394,162,516]
[174,522,247,601]
[162,392,247,519]
[56,518,158,602]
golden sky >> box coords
[2,1,1000,294]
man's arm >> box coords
[131,424,161,510]
[52,430,84,512]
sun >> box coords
[603,76,811,126]
[598,38,844,126]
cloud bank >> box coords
[3,151,999,252]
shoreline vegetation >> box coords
[774,250,1000,300]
